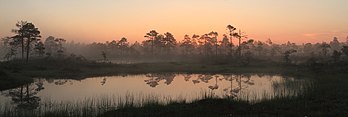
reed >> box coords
[0,82,314,117]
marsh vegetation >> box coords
[0,74,313,117]
[1,22,348,116]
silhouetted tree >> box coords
[220,34,232,56]
[142,40,153,56]
[34,41,45,57]
[233,30,247,56]
[2,37,19,60]
[196,34,205,55]
[266,38,273,45]
[117,37,129,57]
[240,39,254,65]
[320,42,331,57]
[11,21,27,60]
[270,44,280,57]
[199,34,215,57]
[87,42,107,59]
[163,32,177,55]
[303,43,314,56]
[255,41,264,56]
[129,41,142,57]
[144,30,159,56]
[209,31,219,57]
[44,36,56,56]
[44,36,66,57]
[153,34,165,55]
[227,25,236,53]
[330,37,341,51]
[55,38,66,56]
[101,51,107,62]
[332,50,342,63]
[180,35,195,56]
[12,21,41,62]
[192,34,200,46]
[108,40,118,56]
[284,49,297,64]
[342,46,348,56]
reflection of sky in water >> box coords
[0,74,309,109]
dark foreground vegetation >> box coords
[1,21,348,116]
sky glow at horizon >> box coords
[1,0,348,44]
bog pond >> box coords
[0,73,313,115]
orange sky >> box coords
[1,0,348,44]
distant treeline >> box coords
[1,21,348,65]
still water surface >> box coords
[0,74,311,111]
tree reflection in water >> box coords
[208,75,220,90]
[144,73,175,87]
[198,74,213,83]
[54,80,68,85]
[101,78,107,85]
[51,79,74,85]
[3,83,41,110]
[35,79,45,91]
[144,74,256,98]
[1,78,79,110]
[191,74,213,84]
[183,74,192,81]
[1,78,80,110]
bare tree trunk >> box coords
[238,30,242,57]
[151,38,154,57]
[215,42,218,57]
[21,38,25,60]
[26,39,31,63]
[239,37,241,56]
[230,31,233,57]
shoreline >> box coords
[1,59,348,116]
[1,57,344,90]
[0,59,312,91]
